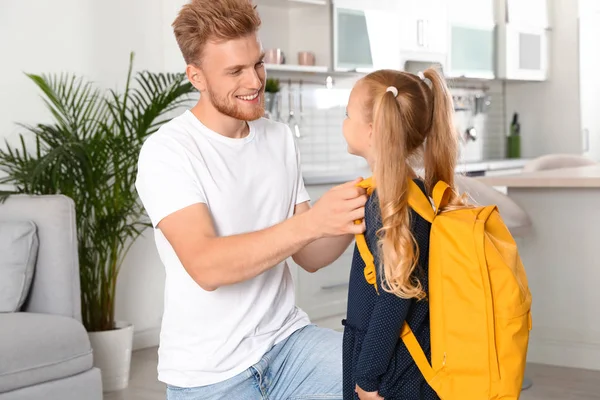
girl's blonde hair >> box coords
[360,68,466,300]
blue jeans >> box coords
[166,324,342,400]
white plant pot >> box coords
[88,321,134,392]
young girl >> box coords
[341,67,464,400]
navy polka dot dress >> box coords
[342,179,439,400]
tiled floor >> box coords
[104,347,600,399]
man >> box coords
[134,0,367,398]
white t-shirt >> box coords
[135,110,312,387]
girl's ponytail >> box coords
[372,81,424,300]
[362,68,462,300]
[422,68,459,196]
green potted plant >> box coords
[0,53,195,392]
[264,77,280,119]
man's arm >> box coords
[291,201,362,273]
[157,179,367,291]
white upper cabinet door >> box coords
[448,0,495,26]
[496,0,550,81]
[332,0,401,71]
[579,4,600,160]
[506,0,549,28]
[398,0,448,55]
[498,24,549,81]
[425,0,449,55]
[363,9,403,70]
[446,0,495,79]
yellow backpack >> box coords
[355,177,532,400]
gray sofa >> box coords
[0,195,102,400]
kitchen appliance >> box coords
[452,89,490,163]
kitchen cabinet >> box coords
[255,0,331,72]
[291,245,353,324]
[165,0,552,83]
[162,0,331,72]
[579,0,600,161]
[292,183,353,328]
[332,0,401,72]
[496,0,550,81]
[506,0,549,28]
[446,0,495,79]
[332,0,449,73]
[397,0,448,69]
[496,24,549,81]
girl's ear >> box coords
[368,122,374,147]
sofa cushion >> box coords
[0,312,93,393]
[0,221,38,312]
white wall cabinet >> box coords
[331,0,401,72]
[496,0,550,81]
[579,0,600,161]
[255,0,332,71]
[446,0,495,79]
[497,24,549,81]
[397,0,448,70]
[162,0,552,83]
[506,0,549,28]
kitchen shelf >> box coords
[265,64,330,73]
[254,0,327,8]
[265,64,366,86]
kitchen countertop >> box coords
[454,158,529,174]
[477,164,600,188]
[303,167,372,186]
[303,158,529,185]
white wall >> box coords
[0,0,187,349]
[504,0,582,158]
[0,0,95,144]
[94,0,174,350]
[88,0,166,87]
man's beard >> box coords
[205,82,265,121]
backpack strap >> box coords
[407,180,435,223]
[355,177,378,292]
[400,323,437,383]
[432,181,452,213]
[354,177,441,387]
[353,178,454,388]
[407,180,454,223]
[354,223,378,293]
[354,177,445,293]
[403,180,455,389]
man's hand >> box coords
[355,384,384,400]
[156,177,367,290]
[291,177,368,272]
[303,177,367,238]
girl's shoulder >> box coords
[411,177,428,195]
[366,178,431,230]
[367,178,428,212]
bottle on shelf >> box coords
[507,112,521,159]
